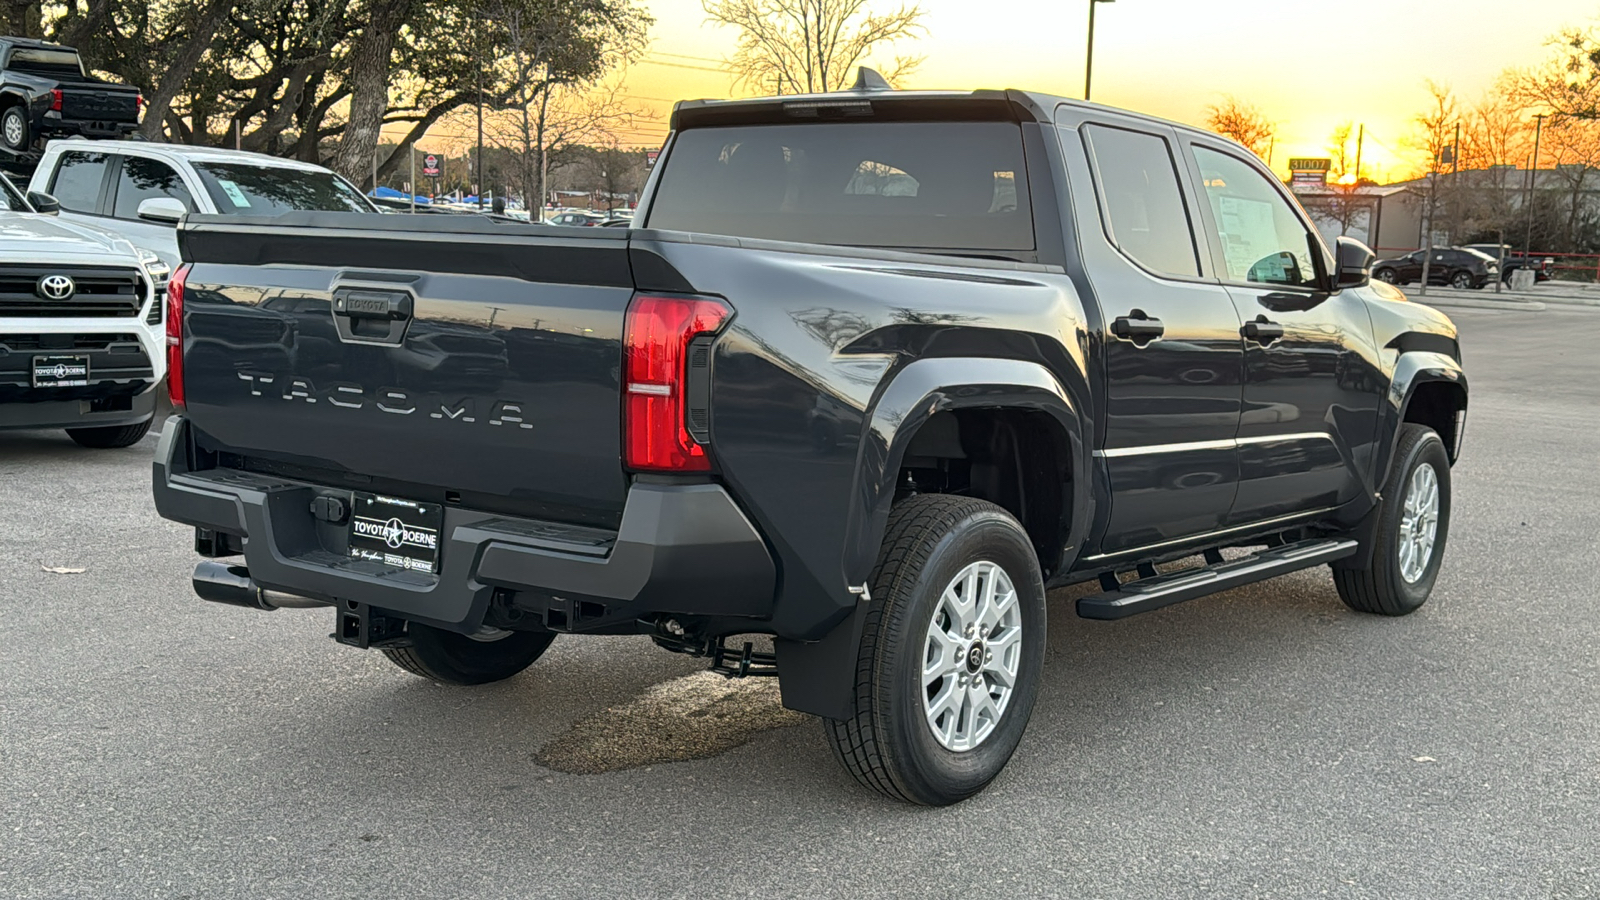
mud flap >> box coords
[773,604,870,721]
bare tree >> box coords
[1327,121,1355,180]
[1204,96,1274,159]
[480,0,650,210]
[702,0,925,95]
[1412,79,1460,176]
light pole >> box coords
[1085,0,1115,102]
[1523,113,1546,259]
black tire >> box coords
[1333,424,1451,616]
[383,623,555,685]
[824,494,1047,806]
[1450,270,1474,289]
[1,105,29,151]
[65,418,152,449]
[1374,267,1399,285]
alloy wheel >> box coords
[1398,462,1441,583]
[921,560,1023,752]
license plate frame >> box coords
[347,493,444,574]
[32,355,90,388]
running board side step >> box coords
[1077,539,1359,621]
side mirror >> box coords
[1334,236,1375,289]
[137,197,186,225]
[26,191,59,215]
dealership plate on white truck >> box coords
[32,355,89,388]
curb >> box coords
[1410,296,1545,312]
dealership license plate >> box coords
[347,493,443,573]
[32,355,90,388]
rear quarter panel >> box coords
[639,234,1092,638]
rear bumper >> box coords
[151,416,777,633]
[39,111,139,138]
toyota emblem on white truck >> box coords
[37,275,75,300]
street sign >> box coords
[646,149,659,167]
[1288,157,1330,186]
[422,154,440,177]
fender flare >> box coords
[1338,350,1467,572]
[1372,350,1468,487]
[840,356,1089,586]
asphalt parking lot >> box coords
[4,300,1599,899]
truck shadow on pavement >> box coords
[195,563,1410,819]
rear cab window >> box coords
[645,121,1034,253]
[1081,124,1200,278]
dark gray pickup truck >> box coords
[152,75,1467,805]
[0,37,141,152]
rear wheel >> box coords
[824,494,1047,806]
[1,106,29,151]
[1450,270,1474,289]
[1333,424,1451,616]
[1374,267,1399,285]
[383,623,555,685]
[66,418,152,449]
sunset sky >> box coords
[422,0,1600,183]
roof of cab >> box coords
[43,138,340,174]
[669,82,1226,147]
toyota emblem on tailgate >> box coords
[37,275,75,300]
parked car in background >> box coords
[0,37,142,152]
[0,172,166,447]
[1371,246,1498,289]
[545,210,604,227]
[1461,243,1554,285]
[28,140,376,268]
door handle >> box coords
[1111,310,1165,343]
[1242,316,1284,343]
[334,288,413,321]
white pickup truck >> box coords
[0,172,166,447]
[26,139,377,270]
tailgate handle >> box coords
[330,286,414,345]
[334,289,412,321]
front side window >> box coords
[113,156,194,219]
[1082,124,1199,277]
[648,121,1034,252]
[1191,145,1320,288]
[49,151,109,213]
[191,163,372,215]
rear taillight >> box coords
[623,294,729,472]
[166,264,190,410]
[49,89,61,112]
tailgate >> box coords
[177,214,635,527]
[60,87,139,122]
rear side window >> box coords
[1081,124,1199,277]
[48,151,109,213]
[647,121,1034,252]
[112,156,194,219]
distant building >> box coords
[1292,166,1600,254]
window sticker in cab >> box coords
[217,179,251,208]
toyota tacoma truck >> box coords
[0,172,167,446]
[0,37,141,152]
[151,75,1467,806]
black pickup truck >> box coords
[152,77,1468,806]
[0,37,140,152]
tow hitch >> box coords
[652,620,778,678]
